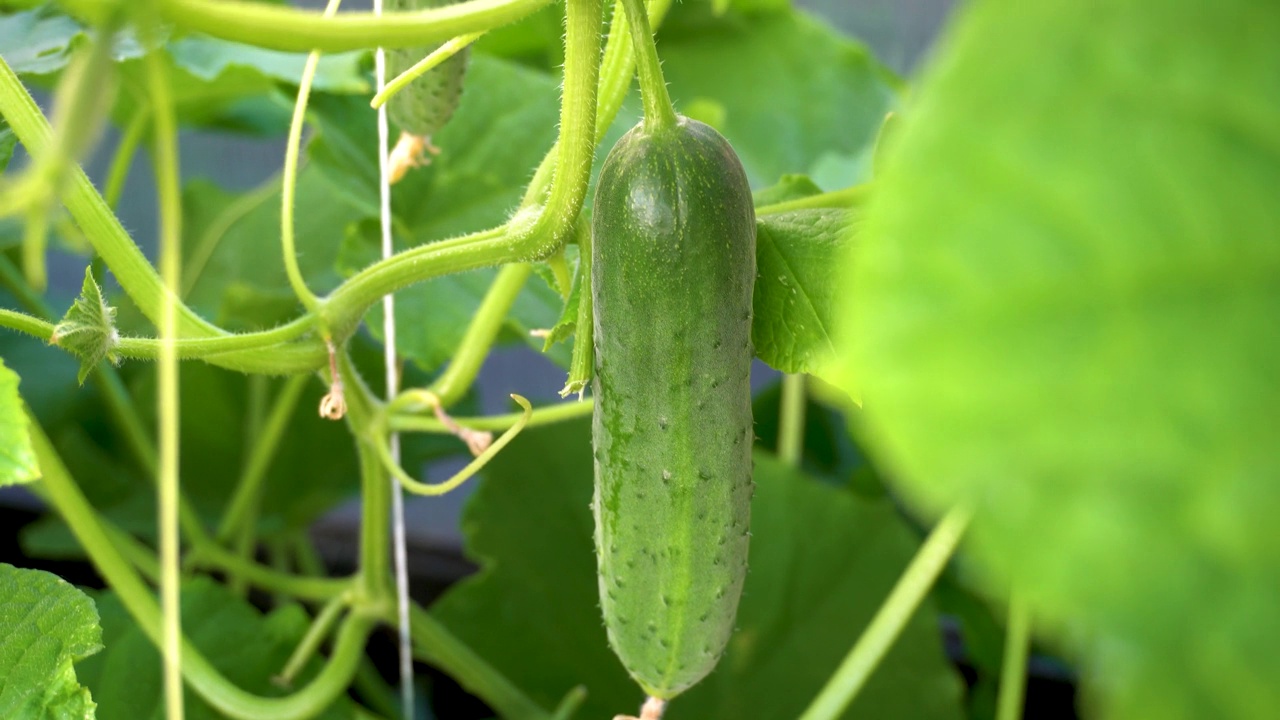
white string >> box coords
[373,1,417,716]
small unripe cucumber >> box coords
[385,0,469,138]
[591,116,756,699]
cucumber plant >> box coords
[3,1,1263,720]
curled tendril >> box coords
[376,394,532,496]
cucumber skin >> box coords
[385,0,469,137]
[591,116,756,699]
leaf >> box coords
[841,1,1280,718]
[659,7,899,186]
[49,267,118,385]
[753,208,854,379]
[77,578,353,719]
[0,8,145,75]
[752,173,824,207]
[0,357,38,486]
[176,171,360,333]
[430,416,964,719]
[166,36,368,94]
[540,264,582,352]
[314,56,570,371]
[0,563,102,720]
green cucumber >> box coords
[591,116,756,699]
[385,0,469,138]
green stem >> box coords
[370,31,485,109]
[0,307,53,337]
[378,395,532,497]
[619,0,676,130]
[183,173,281,296]
[777,374,806,467]
[103,108,150,210]
[390,396,591,433]
[280,0,345,317]
[62,0,553,53]
[279,595,350,686]
[352,656,402,720]
[293,531,328,578]
[996,593,1031,720]
[429,263,530,407]
[0,256,212,548]
[520,0,602,253]
[193,542,352,601]
[798,505,973,720]
[404,602,552,720]
[216,375,311,543]
[20,20,119,291]
[228,504,259,598]
[0,54,223,340]
[755,185,868,216]
[31,414,369,720]
[358,436,391,598]
[144,41,186,720]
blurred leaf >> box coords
[843,1,1280,718]
[0,356,38,485]
[0,563,101,720]
[166,36,367,94]
[754,208,855,380]
[0,8,144,75]
[430,416,964,719]
[752,173,824,207]
[660,7,898,186]
[49,267,118,384]
[78,578,352,719]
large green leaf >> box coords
[0,356,38,485]
[0,564,102,720]
[842,1,1280,718]
[313,56,569,372]
[177,170,358,333]
[78,578,352,719]
[659,6,898,187]
[430,416,964,719]
[753,208,854,379]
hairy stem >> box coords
[620,0,676,130]
[144,39,186,720]
[429,263,531,407]
[61,0,554,53]
[32,415,369,720]
[280,0,346,316]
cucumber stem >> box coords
[778,374,806,467]
[996,593,1032,720]
[798,505,973,720]
[620,0,677,131]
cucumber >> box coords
[385,0,469,138]
[591,116,756,699]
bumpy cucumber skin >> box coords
[591,116,756,699]
[385,0,469,137]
